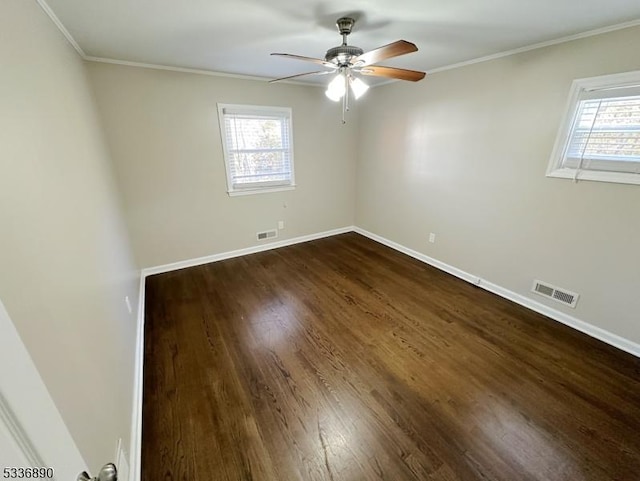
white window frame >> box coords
[217,103,296,196]
[547,70,640,186]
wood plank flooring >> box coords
[142,233,640,481]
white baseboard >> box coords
[128,224,639,481]
[128,225,354,481]
[478,279,640,357]
[352,227,482,285]
[142,226,354,277]
[354,227,640,358]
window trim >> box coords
[546,70,640,186]
[217,103,296,196]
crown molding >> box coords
[35,0,640,87]
[35,0,86,57]
[426,18,640,76]
[82,56,324,87]
[370,18,640,89]
[85,56,271,82]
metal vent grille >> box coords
[534,283,554,297]
[257,229,278,241]
[553,290,575,305]
[532,280,579,308]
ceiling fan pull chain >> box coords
[342,85,346,124]
[345,73,350,112]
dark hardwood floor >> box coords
[142,233,640,481]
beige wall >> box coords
[86,63,357,268]
[356,26,640,344]
[0,0,139,470]
[3,1,638,474]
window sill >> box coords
[546,168,640,186]
[228,185,296,197]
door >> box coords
[0,298,87,480]
[0,414,30,469]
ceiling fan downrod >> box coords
[324,18,364,66]
[336,17,355,45]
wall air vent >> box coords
[257,229,278,241]
[532,280,579,308]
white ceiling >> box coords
[43,0,640,86]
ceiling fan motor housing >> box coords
[324,17,363,66]
[269,15,425,84]
[324,45,364,65]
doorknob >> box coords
[77,463,117,481]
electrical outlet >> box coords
[125,296,132,314]
[428,233,436,243]
[278,220,285,230]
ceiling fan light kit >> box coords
[271,16,426,123]
[325,72,346,101]
[350,76,369,99]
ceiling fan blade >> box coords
[358,65,426,82]
[271,53,337,69]
[353,40,418,67]
[269,71,331,83]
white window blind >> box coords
[564,94,640,173]
[547,71,640,185]
[217,104,295,195]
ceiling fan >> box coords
[270,17,426,123]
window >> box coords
[547,70,640,185]
[217,104,295,195]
